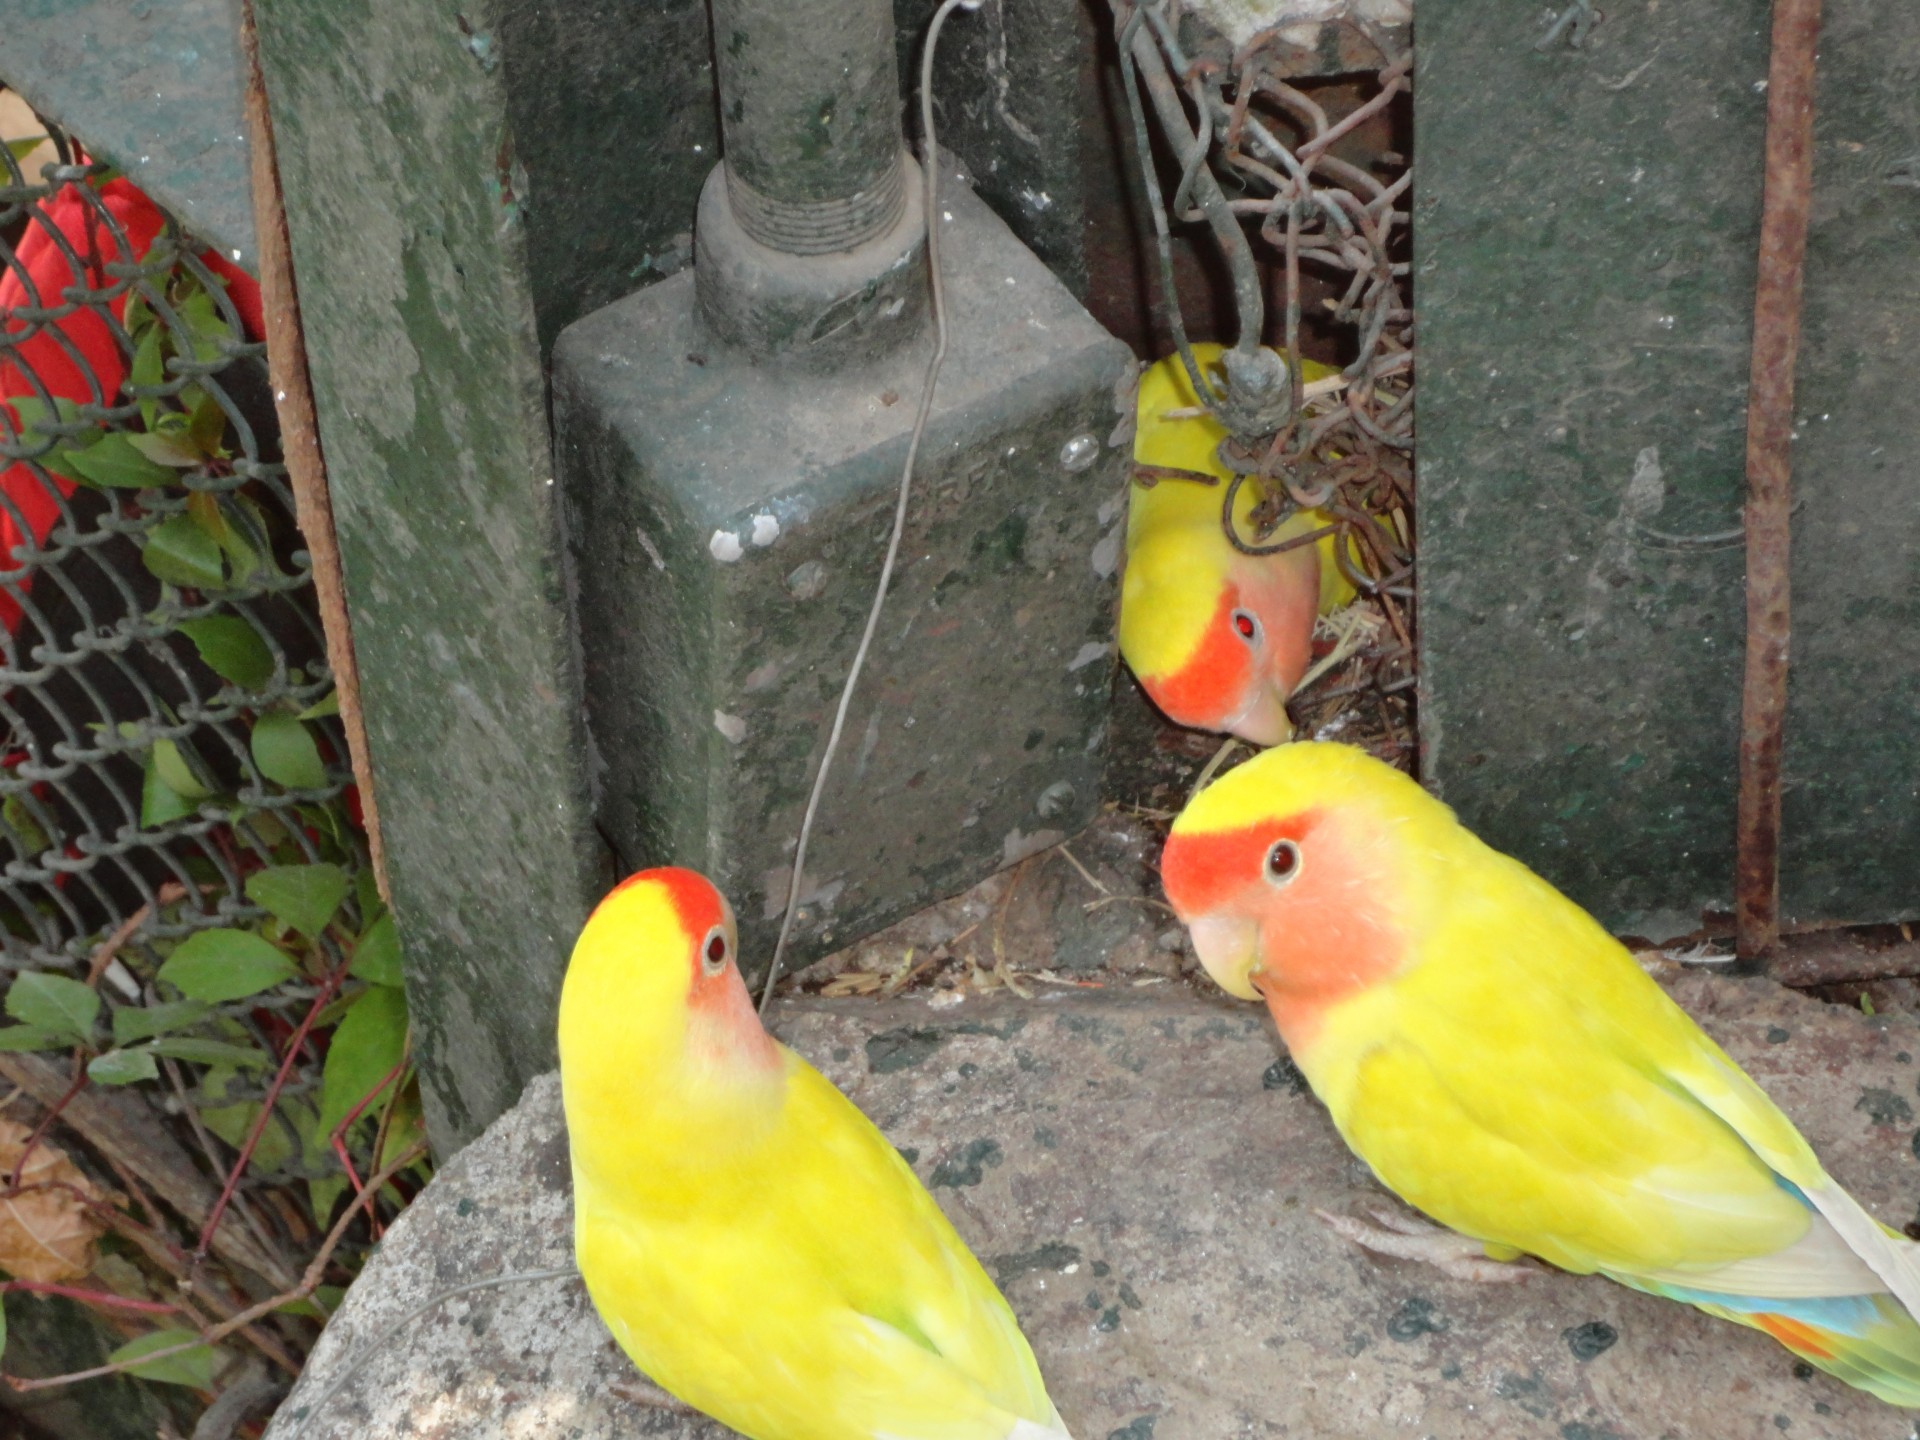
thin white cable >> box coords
[760,0,985,1012]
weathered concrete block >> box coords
[268,980,1916,1439]
[554,169,1133,978]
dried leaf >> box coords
[821,972,885,997]
[0,1119,107,1283]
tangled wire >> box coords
[1110,0,1417,699]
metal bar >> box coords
[236,0,389,904]
[1735,0,1823,961]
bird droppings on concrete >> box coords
[266,977,1920,1439]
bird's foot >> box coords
[611,1378,700,1416]
[1314,1205,1530,1284]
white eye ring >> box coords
[1265,839,1301,886]
[1230,608,1260,645]
[700,926,729,976]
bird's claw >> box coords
[1313,1206,1530,1284]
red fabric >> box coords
[0,177,264,634]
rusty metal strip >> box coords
[1736,0,1823,960]
[237,0,391,903]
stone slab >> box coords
[267,976,1920,1439]
[0,0,255,265]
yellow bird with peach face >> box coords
[1161,742,1920,1406]
[1120,344,1356,746]
[559,868,1074,1440]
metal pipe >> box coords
[1735,0,1822,961]
[707,0,908,255]
[693,0,927,364]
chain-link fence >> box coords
[1108,0,1417,752]
[0,126,362,975]
[0,105,418,1431]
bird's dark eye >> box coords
[701,928,729,975]
[1265,839,1300,884]
[1231,609,1258,642]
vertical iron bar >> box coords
[237,0,390,904]
[1736,0,1822,960]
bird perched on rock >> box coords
[1120,345,1356,746]
[559,867,1075,1440]
[1160,742,1920,1405]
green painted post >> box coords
[1417,4,1920,935]
[252,0,608,1149]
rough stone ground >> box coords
[265,968,1920,1440]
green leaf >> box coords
[87,1048,159,1085]
[348,913,403,987]
[379,1079,427,1172]
[246,863,349,940]
[106,1329,216,1389]
[152,738,217,801]
[142,515,225,589]
[353,867,381,921]
[0,1025,66,1052]
[299,802,345,849]
[187,389,228,457]
[129,321,164,426]
[251,713,327,790]
[177,616,274,690]
[276,1283,345,1320]
[307,1174,348,1229]
[158,929,296,1003]
[319,984,407,1139]
[122,288,152,344]
[4,395,81,449]
[3,794,51,858]
[142,1036,270,1069]
[140,749,198,827]
[125,431,202,468]
[175,289,228,363]
[112,1000,210,1046]
[61,430,175,489]
[5,971,100,1043]
[298,690,341,720]
[6,136,47,164]
[35,445,95,488]
[212,494,271,584]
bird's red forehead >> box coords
[1161,811,1322,918]
[598,866,725,940]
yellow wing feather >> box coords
[574,1048,1059,1440]
[1306,853,1818,1279]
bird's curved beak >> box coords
[1185,914,1262,1000]
[1224,683,1293,748]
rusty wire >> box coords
[1109,0,1418,710]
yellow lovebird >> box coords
[1121,344,1357,746]
[1160,742,1920,1406]
[559,868,1074,1440]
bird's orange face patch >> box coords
[1161,810,1323,918]
[1162,807,1405,1047]
[1144,586,1254,728]
[1140,553,1319,742]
